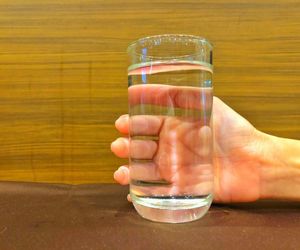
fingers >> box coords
[114,166,130,185]
[118,84,212,135]
[111,137,158,159]
[115,114,164,136]
[128,84,212,110]
[127,194,132,202]
[113,163,162,187]
[130,162,161,181]
[130,140,157,159]
[130,163,214,197]
[113,166,131,201]
[130,115,163,136]
[111,138,129,158]
[115,115,129,134]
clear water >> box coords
[128,61,213,223]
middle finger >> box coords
[111,137,158,159]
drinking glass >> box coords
[127,34,213,223]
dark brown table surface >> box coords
[0,182,299,250]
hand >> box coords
[111,85,263,203]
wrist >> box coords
[256,131,300,200]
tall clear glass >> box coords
[127,34,213,223]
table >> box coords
[0,182,299,250]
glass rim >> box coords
[127,34,213,60]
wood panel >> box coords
[0,0,299,183]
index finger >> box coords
[116,114,164,136]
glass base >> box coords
[131,193,212,223]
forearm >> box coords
[258,132,300,200]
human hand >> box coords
[111,85,264,203]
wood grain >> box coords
[0,0,299,184]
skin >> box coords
[111,85,300,203]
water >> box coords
[128,61,213,223]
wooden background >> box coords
[0,0,299,184]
